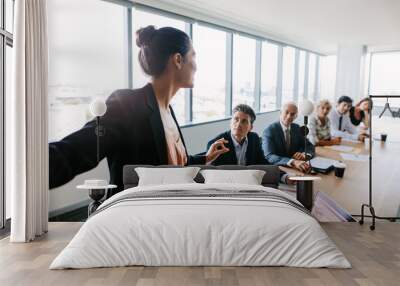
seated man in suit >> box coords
[207,104,292,184]
[262,102,315,172]
[329,95,369,142]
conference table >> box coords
[282,137,400,219]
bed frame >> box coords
[123,165,281,190]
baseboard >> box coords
[49,199,91,218]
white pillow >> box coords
[200,169,266,185]
[135,167,201,186]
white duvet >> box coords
[50,183,351,269]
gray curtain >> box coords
[10,0,49,242]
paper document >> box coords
[324,145,354,152]
[309,156,338,169]
[340,153,369,162]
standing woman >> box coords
[349,97,370,129]
[49,26,229,194]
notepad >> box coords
[309,156,338,173]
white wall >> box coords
[49,110,280,214]
[335,45,367,101]
[49,160,108,214]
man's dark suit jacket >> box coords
[207,130,287,182]
[49,83,205,194]
[262,121,315,166]
[207,131,267,165]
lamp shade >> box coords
[299,99,314,116]
[89,99,107,117]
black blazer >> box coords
[349,107,365,126]
[262,121,315,166]
[207,131,267,165]
[49,83,205,194]
[207,130,288,183]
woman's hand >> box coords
[205,138,230,163]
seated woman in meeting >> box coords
[49,25,229,195]
[329,95,369,142]
[308,99,341,146]
[349,97,370,130]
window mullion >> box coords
[254,40,262,112]
[126,7,133,89]
[276,45,283,109]
[314,56,320,101]
[293,49,300,103]
[184,22,193,123]
[304,52,310,99]
[225,33,233,117]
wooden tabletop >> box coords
[282,138,400,217]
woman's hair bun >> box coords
[136,25,157,48]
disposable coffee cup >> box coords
[381,133,387,142]
[334,162,346,178]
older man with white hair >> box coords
[262,102,315,172]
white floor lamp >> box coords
[299,99,315,164]
[77,99,116,216]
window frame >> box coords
[368,50,400,96]
[231,33,257,111]
[260,41,280,112]
[1,0,14,231]
[103,0,324,124]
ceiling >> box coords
[140,0,400,54]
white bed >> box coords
[50,183,351,269]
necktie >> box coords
[338,115,343,131]
[285,128,291,152]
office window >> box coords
[132,9,186,124]
[48,0,127,142]
[192,24,226,122]
[320,55,337,102]
[298,51,306,101]
[282,46,295,104]
[232,34,256,109]
[308,53,317,100]
[369,51,400,107]
[260,42,278,112]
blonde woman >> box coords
[309,100,341,146]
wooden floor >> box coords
[1,222,400,286]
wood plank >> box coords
[1,221,399,285]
